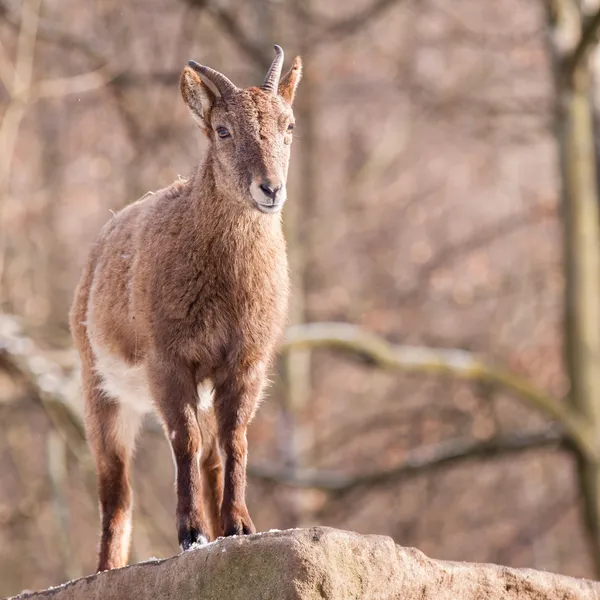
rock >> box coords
[6,527,599,599]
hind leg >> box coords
[83,368,142,571]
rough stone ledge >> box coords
[5,527,600,599]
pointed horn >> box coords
[187,60,237,98]
[261,45,284,94]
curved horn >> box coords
[261,45,284,94]
[187,60,237,98]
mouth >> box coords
[252,199,285,214]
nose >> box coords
[259,181,282,204]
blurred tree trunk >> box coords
[563,62,600,579]
[547,0,600,576]
[279,0,317,527]
[0,0,43,309]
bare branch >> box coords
[569,7,600,72]
[310,0,409,42]
[200,1,270,69]
[35,65,117,99]
[394,207,554,304]
[249,428,563,492]
[201,0,409,60]
[0,37,14,91]
[0,0,106,67]
[281,323,597,460]
[0,315,85,451]
[11,0,42,97]
[544,0,582,65]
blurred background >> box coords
[2,0,600,595]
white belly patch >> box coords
[92,344,154,414]
[92,344,214,414]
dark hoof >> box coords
[179,527,209,551]
[223,516,256,537]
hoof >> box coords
[223,515,256,537]
[179,528,209,551]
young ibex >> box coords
[70,45,301,572]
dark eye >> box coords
[216,126,230,139]
[287,122,295,132]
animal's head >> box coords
[181,45,302,214]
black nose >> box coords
[259,182,281,203]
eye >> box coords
[216,126,230,139]
[287,122,295,133]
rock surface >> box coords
[6,527,600,599]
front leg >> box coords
[213,363,265,536]
[148,356,211,549]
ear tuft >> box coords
[180,66,216,130]
[278,56,302,105]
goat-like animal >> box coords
[70,45,302,572]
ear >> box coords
[278,56,302,105]
[180,66,216,131]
